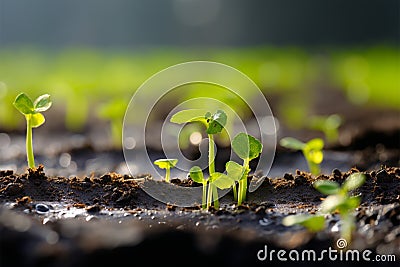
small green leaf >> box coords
[30,113,45,128]
[206,110,227,134]
[306,149,324,164]
[282,214,325,232]
[13,93,34,115]
[170,109,208,124]
[342,173,366,192]
[154,159,178,169]
[320,194,346,213]
[211,172,234,189]
[232,133,262,160]
[189,166,205,183]
[34,94,52,113]
[226,161,246,182]
[305,138,324,151]
[342,196,361,210]
[313,180,340,195]
[326,114,342,130]
[279,137,306,151]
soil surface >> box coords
[1,164,399,267]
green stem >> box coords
[208,134,215,175]
[212,184,219,209]
[206,182,213,209]
[238,158,249,205]
[165,168,171,183]
[202,182,207,209]
[233,183,238,201]
[26,115,35,169]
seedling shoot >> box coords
[154,159,178,183]
[13,93,52,169]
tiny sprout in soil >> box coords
[154,159,178,183]
[228,133,262,206]
[283,173,366,243]
[308,114,342,144]
[279,137,324,175]
[171,109,227,209]
[13,93,52,169]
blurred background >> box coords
[0,0,399,174]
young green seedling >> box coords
[314,173,366,242]
[190,166,238,209]
[227,133,263,205]
[171,109,227,208]
[282,173,366,243]
[308,114,342,144]
[98,98,128,148]
[13,93,52,169]
[279,137,324,175]
[154,159,178,183]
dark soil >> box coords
[1,165,399,267]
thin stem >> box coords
[206,182,212,209]
[165,168,170,183]
[208,134,215,175]
[238,158,249,205]
[202,182,207,209]
[26,115,35,169]
[232,183,237,201]
[212,184,219,209]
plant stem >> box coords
[165,168,170,183]
[206,182,212,209]
[238,158,249,205]
[232,183,237,201]
[202,182,207,209]
[212,184,219,209]
[26,115,35,169]
[208,134,215,175]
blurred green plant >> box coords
[154,159,178,183]
[13,93,52,168]
[280,137,324,175]
[307,114,343,144]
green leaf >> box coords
[306,149,324,164]
[313,180,340,195]
[320,194,346,213]
[13,93,34,115]
[325,114,342,130]
[210,172,234,189]
[226,161,246,182]
[33,94,52,113]
[206,110,227,134]
[279,137,305,151]
[232,133,263,160]
[154,159,178,169]
[189,166,205,183]
[342,196,361,210]
[30,113,45,128]
[342,173,366,192]
[170,109,208,124]
[282,214,325,232]
[305,138,324,151]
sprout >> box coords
[171,109,227,209]
[279,137,324,175]
[283,173,366,243]
[227,133,263,205]
[154,159,178,183]
[13,93,52,169]
[308,114,343,144]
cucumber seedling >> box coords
[154,159,178,183]
[13,93,52,169]
[279,137,324,175]
[171,109,227,208]
[283,173,366,243]
[227,133,262,205]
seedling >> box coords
[283,173,366,243]
[314,173,366,242]
[154,159,178,183]
[171,109,227,208]
[279,137,324,175]
[227,133,263,205]
[98,98,128,148]
[308,114,342,144]
[13,93,52,169]
[190,166,239,209]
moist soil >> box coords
[0,164,399,267]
